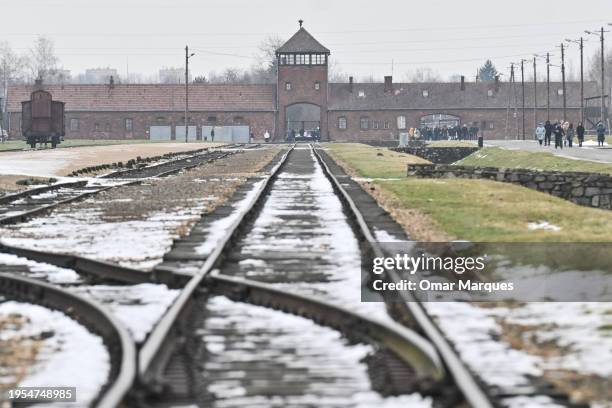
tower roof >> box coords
[276,27,330,54]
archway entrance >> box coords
[286,103,321,141]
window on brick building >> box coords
[70,118,79,131]
[360,117,369,130]
[207,116,217,123]
[312,54,326,64]
[233,116,244,124]
[296,54,309,64]
[422,90,429,97]
[94,123,100,131]
[285,82,292,91]
[372,120,379,130]
[489,122,495,130]
[338,117,347,130]
[314,81,320,90]
[397,115,407,130]
[156,117,165,122]
[125,118,133,131]
[105,123,111,132]
[383,120,390,129]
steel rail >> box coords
[312,145,494,408]
[0,242,150,284]
[209,271,444,383]
[138,146,294,388]
[0,180,88,205]
[0,149,236,226]
[0,273,136,408]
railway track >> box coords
[0,272,136,408]
[0,146,241,225]
[134,144,492,407]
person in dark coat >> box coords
[210,127,215,142]
[596,122,606,146]
[553,121,564,149]
[544,120,552,146]
[461,125,469,140]
[576,122,585,147]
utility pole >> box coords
[184,46,195,143]
[185,45,188,143]
[561,43,567,123]
[586,27,609,125]
[521,59,525,140]
[546,52,551,121]
[533,56,537,133]
[600,27,606,124]
[567,38,585,124]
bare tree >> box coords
[404,67,442,83]
[0,41,26,84]
[586,48,612,96]
[28,36,59,82]
[254,35,285,83]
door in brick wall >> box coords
[175,125,197,142]
[149,126,171,141]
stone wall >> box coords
[393,146,480,164]
[406,164,612,209]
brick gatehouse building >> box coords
[4,24,602,142]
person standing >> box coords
[544,120,552,146]
[553,121,564,149]
[566,123,574,147]
[535,123,545,146]
[597,122,606,147]
[210,126,215,142]
[576,122,585,147]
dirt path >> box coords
[0,143,225,177]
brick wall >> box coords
[277,64,328,141]
[327,108,582,142]
[9,110,275,141]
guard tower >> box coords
[276,20,330,141]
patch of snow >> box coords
[194,178,266,257]
[201,296,432,407]
[0,204,209,271]
[527,221,561,232]
[0,301,110,407]
[0,253,80,284]
[70,283,179,343]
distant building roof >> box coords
[328,81,597,111]
[276,27,330,54]
[6,84,276,112]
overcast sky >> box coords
[2,0,612,82]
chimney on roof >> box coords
[494,74,500,92]
[34,78,43,90]
[384,76,393,93]
[349,76,353,93]
[460,75,465,91]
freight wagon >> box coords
[21,90,65,148]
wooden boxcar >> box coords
[21,90,65,148]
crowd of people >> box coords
[413,124,480,141]
[534,121,606,149]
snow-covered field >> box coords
[0,301,110,407]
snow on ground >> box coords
[0,202,209,270]
[194,178,266,257]
[425,301,612,407]
[201,296,432,408]
[0,301,110,407]
[0,143,217,177]
[0,253,80,284]
[70,283,179,343]
[232,147,397,324]
[527,221,562,232]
